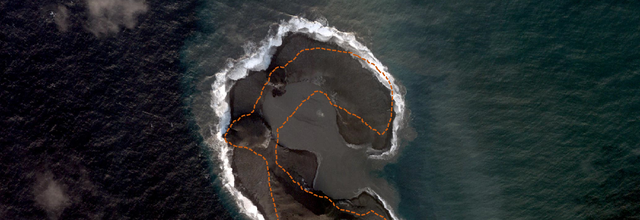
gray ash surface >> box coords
[226,33,395,220]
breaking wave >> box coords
[208,16,406,220]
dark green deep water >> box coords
[381,1,640,219]
[184,0,640,219]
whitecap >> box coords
[209,16,407,220]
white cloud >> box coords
[85,0,148,36]
[54,5,70,32]
[32,172,70,220]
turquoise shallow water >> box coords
[184,0,640,219]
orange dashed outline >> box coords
[224,47,394,220]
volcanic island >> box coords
[225,33,396,220]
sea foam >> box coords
[209,16,406,220]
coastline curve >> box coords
[209,16,407,220]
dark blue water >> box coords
[2,1,234,219]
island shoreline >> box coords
[208,16,408,220]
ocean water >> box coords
[2,1,234,219]
[2,0,637,219]
[183,0,640,219]
[377,1,640,219]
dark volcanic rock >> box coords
[225,113,270,148]
[230,69,268,119]
[228,33,394,220]
[269,34,394,151]
[231,140,333,220]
